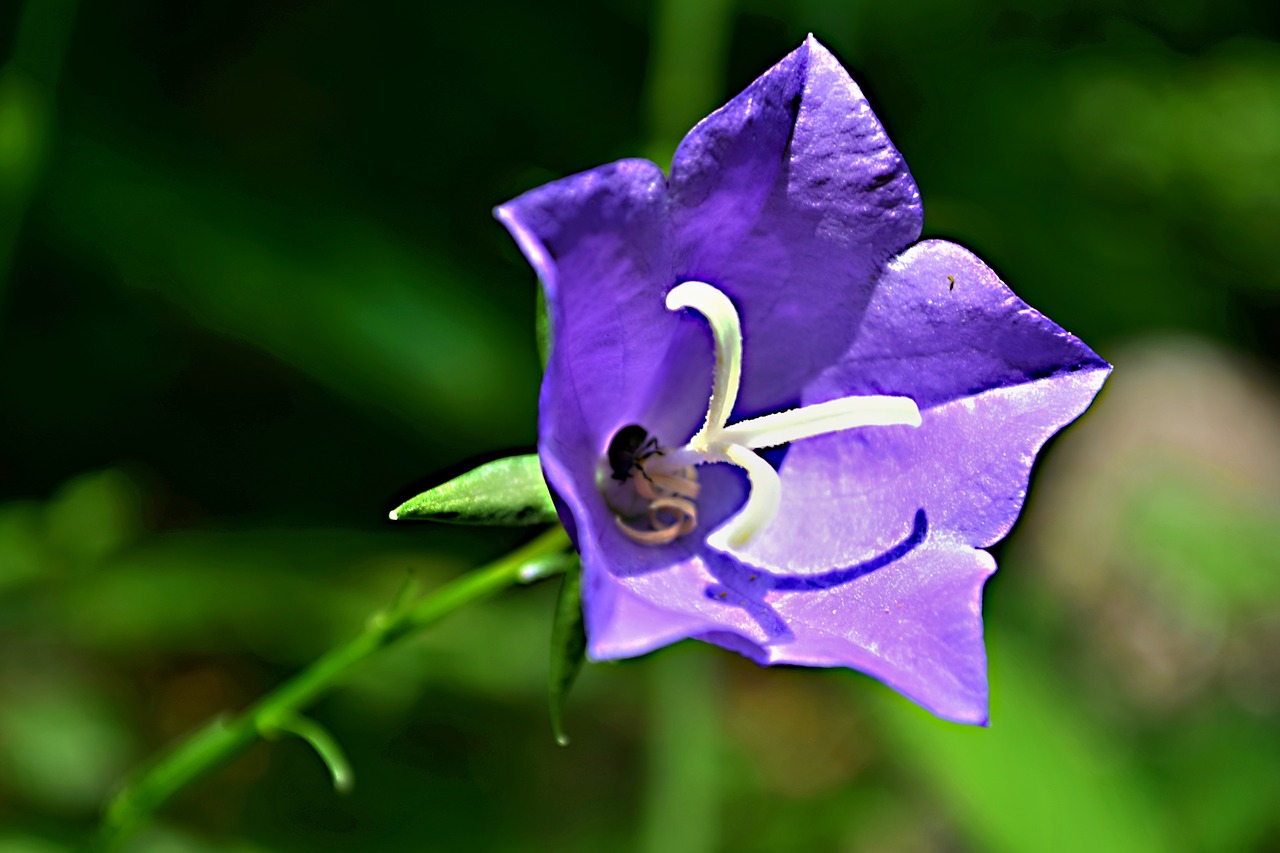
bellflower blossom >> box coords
[497,36,1109,724]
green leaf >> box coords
[390,454,557,526]
[548,557,586,746]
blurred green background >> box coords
[2,0,1278,850]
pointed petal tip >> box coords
[900,688,991,727]
[800,33,842,68]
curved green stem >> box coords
[97,525,572,851]
[261,711,355,795]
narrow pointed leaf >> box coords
[390,454,557,526]
[549,557,586,746]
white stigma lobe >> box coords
[661,281,921,551]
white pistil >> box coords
[704,443,781,551]
[666,281,742,451]
[719,395,922,450]
[618,281,921,550]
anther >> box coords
[615,494,698,545]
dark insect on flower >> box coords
[606,420,702,546]
[608,424,660,482]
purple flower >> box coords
[496,36,1108,724]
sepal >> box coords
[548,556,586,746]
[390,454,557,526]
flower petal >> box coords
[744,370,1109,576]
[496,158,680,444]
[555,454,751,663]
[500,161,720,650]
[806,239,1111,412]
[761,542,995,724]
[704,371,1106,722]
[587,527,993,724]
[669,35,923,419]
[587,564,734,660]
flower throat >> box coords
[607,281,922,551]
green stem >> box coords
[97,525,572,851]
[640,647,721,853]
[263,712,355,795]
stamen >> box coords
[649,497,698,537]
[648,470,701,499]
[615,495,698,545]
[719,395,921,449]
[634,467,701,501]
[704,443,781,552]
[634,473,658,501]
[666,281,742,451]
[616,515,682,545]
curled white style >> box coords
[615,281,921,552]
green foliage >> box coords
[260,713,354,795]
[548,558,586,746]
[390,455,558,526]
[867,638,1167,852]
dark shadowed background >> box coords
[1,0,1278,850]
